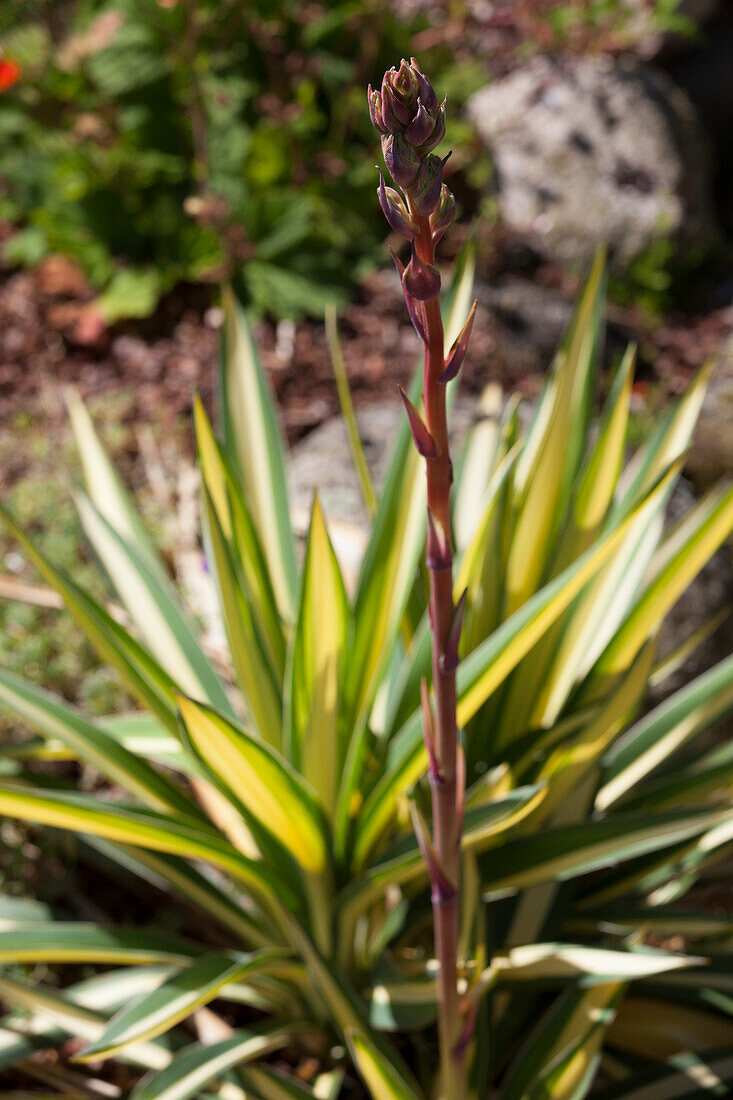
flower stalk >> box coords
[370,58,475,1099]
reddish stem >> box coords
[413,213,465,1098]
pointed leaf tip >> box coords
[409,800,455,900]
[439,300,477,384]
[398,386,439,459]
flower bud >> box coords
[390,249,426,340]
[420,99,446,152]
[378,172,418,240]
[412,153,450,217]
[374,57,439,137]
[410,57,438,114]
[404,99,436,146]
[394,58,418,101]
[367,85,388,133]
[381,75,412,128]
[430,184,456,241]
[403,242,441,301]
[382,133,420,188]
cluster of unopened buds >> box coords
[368,58,456,304]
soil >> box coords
[1,237,728,460]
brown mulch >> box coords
[0,248,498,445]
[0,245,728,453]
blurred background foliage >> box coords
[0,0,697,322]
[0,0,466,320]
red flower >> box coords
[0,59,20,91]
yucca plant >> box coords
[0,59,733,1100]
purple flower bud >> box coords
[412,152,450,217]
[390,248,426,340]
[377,172,417,240]
[421,99,446,152]
[404,99,436,146]
[367,85,388,133]
[410,57,438,114]
[393,58,418,102]
[382,133,420,188]
[381,76,411,128]
[403,242,441,301]
[430,184,456,242]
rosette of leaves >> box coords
[0,253,732,1099]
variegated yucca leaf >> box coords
[1,252,732,1099]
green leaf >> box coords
[0,922,199,966]
[199,481,283,746]
[596,483,733,677]
[457,467,674,728]
[607,996,733,1059]
[0,501,180,733]
[176,696,329,876]
[194,395,285,679]
[98,267,163,323]
[65,388,171,591]
[505,249,605,615]
[595,1048,733,1100]
[344,788,544,924]
[240,1066,321,1099]
[597,652,733,811]
[75,491,231,713]
[284,919,420,1098]
[572,345,634,535]
[354,468,675,867]
[326,305,378,517]
[493,944,704,986]
[367,970,438,1032]
[346,1027,425,1100]
[453,382,504,553]
[131,1026,303,1100]
[221,286,297,620]
[76,951,286,1061]
[0,973,171,1071]
[500,986,620,1100]
[481,807,733,897]
[0,669,193,817]
[80,838,269,947]
[288,496,348,812]
[0,785,296,917]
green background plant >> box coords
[0,1,487,321]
